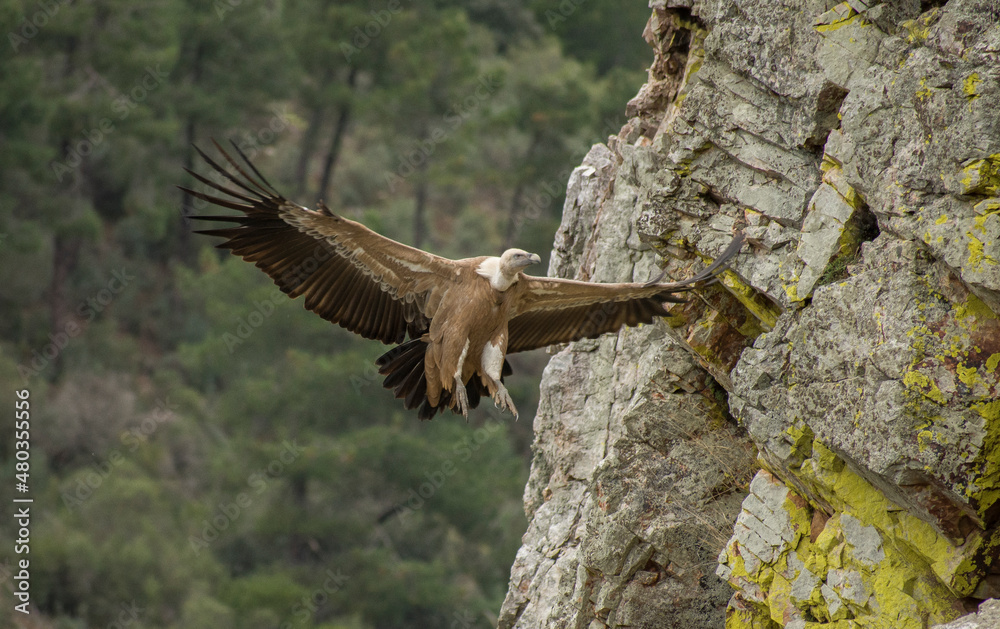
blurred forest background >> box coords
[0,1,652,627]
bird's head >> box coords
[500,248,541,274]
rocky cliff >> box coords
[499,1,1000,628]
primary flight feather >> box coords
[181,141,744,420]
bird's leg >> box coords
[450,340,471,418]
[453,375,469,418]
[492,383,518,420]
[481,339,517,418]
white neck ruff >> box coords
[476,257,518,291]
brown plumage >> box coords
[181,141,745,420]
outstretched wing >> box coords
[180,141,458,344]
[506,233,745,353]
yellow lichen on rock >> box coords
[973,198,1000,215]
[963,73,981,101]
[967,234,998,271]
[900,7,941,43]
[718,269,782,332]
[967,400,1000,520]
[958,155,1000,196]
[720,454,973,628]
[902,368,947,405]
[721,424,1000,628]
[814,2,858,33]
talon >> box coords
[493,384,518,418]
[454,376,469,418]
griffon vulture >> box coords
[181,142,744,420]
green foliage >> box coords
[219,572,309,619]
[0,2,651,628]
[180,593,237,629]
[530,0,652,76]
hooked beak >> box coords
[509,252,542,270]
[523,253,541,267]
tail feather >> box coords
[375,339,512,420]
[466,381,481,409]
[376,338,424,372]
[398,362,426,408]
[418,398,439,421]
[378,339,425,390]
[382,367,408,391]
[404,372,427,410]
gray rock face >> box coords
[499,142,756,629]
[501,1,1000,627]
[734,232,1000,530]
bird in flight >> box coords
[181,141,744,420]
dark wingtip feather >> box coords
[690,231,746,280]
[209,139,275,198]
[178,186,254,213]
[192,228,244,238]
[227,139,279,194]
[183,166,263,205]
[190,141,270,201]
[645,231,745,288]
[188,215,249,224]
